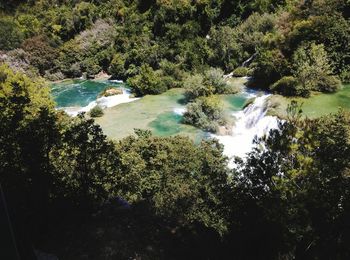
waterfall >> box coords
[241,53,257,67]
[212,93,279,167]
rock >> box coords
[99,87,123,97]
[217,124,233,136]
[95,70,111,80]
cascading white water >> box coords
[241,53,257,67]
[59,88,139,116]
[212,93,279,167]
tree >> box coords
[229,105,350,259]
[184,73,211,100]
[0,64,58,240]
[183,95,224,132]
[293,43,340,94]
[250,48,290,89]
[0,17,24,50]
[204,67,235,94]
[127,64,165,96]
[21,35,58,75]
[208,26,242,72]
[114,130,231,234]
[51,114,118,209]
[109,52,126,79]
[270,76,303,96]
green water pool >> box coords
[51,79,350,141]
[51,79,251,140]
[51,79,124,107]
[270,84,350,118]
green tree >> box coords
[127,64,164,96]
[183,95,224,132]
[230,104,350,259]
[114,130,231,234]
[184,73,211,100]
[109,52,126,79]
[208,26,242,72]
[293,43,340,94]
[0,17,24,50]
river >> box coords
[51,78,350,163]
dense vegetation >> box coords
[1,0,349,96]
[1,58,350,259]
[182,68,235,132]
[1,0,350,259]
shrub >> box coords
[109,53,126,80]
[270,76,305,96]
[340,69,350,83]
[21,35,58,75]
[183,95,224,132]
[0,17,24,50]
[232,67,250,77]
[127,64,165,97]
[184,74,212,100]
[250,48,290,89]
[317,75,341,93]
[89,105,104,117]
[204,67,234,94]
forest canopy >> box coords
[0,0,349,96]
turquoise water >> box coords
[51,80,251,140]
[149,112,184,136]
[271,84,350,118]
[51,79,124,107]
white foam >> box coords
[173,107,186,115]
[58,88,139,116]
[212,94,279,167]
[109,79,124,83]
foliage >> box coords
[185,68,235,100]
[208,26,242,72]
[250,48,290,89]
[184,73,211,100]
[127,64,164,96]
[114,130,231,233]
[231,105,350,259]
[0,0,347,98]
[89,106,104,117]
[293,43,339,95]
[232,66,250,77]
[0,16,24,50]
[21,35,58,75]
[270,76,302,96]
[183,95,224,132]
[108,52,126,80]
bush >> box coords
[89,105,104,117]
[340,69,350,83]
[0,17,24,50]
[183,96,224,132]
[317,75,341,92]
[185,68,236,100]
[250,48,290,89]
[270,76,305,96]
[127,65,165,97]
[204,67,234,94]
[232,67,250,77]
[109,53,126,80]
[184,74,212,100]
[21,35,58,75]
